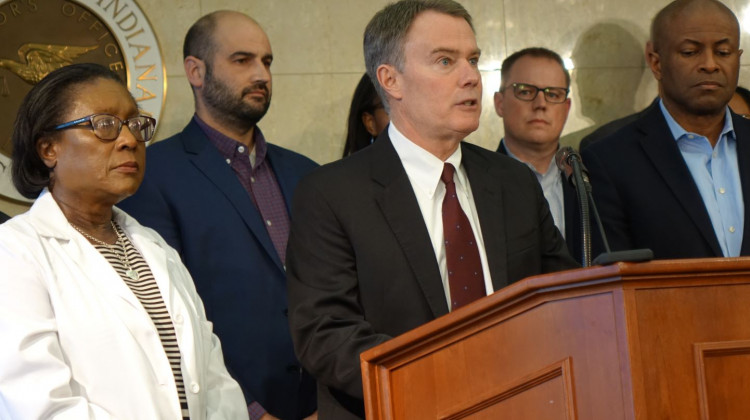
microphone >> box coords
[556,147,593,265]
[555,147,590,191]
[555,147,653,266]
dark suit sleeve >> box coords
[286,176,391,401]
[515,165,578,274]
[487,146,577,273]
[534,173,579,273]
[119,173,183,254]
[580,146,633,255]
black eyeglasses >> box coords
[501,83,569,104]
[50,113,157,142]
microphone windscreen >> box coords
[555,146,575,178]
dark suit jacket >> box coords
[119,119,318,420]
[286,133,578,419]
[496,141,583,263]
[580,102,750,259]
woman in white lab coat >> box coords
[0,63,248,419]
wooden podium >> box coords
[360,258,750,419]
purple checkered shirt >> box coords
[195,115,291,264]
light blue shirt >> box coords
[502,140,566,239]
[659,99,744,257]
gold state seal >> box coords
[0,0,165,202]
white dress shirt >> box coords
[389,124,493,310]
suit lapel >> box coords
[66,235,169,378]
[734,113,750,254]
[30,193,167,377]
[370,135,449,318]
[265,144,299,214]
[181,121,284,271]
[65,232,145,311]
[462,144,509,291]
[121,213,173,312]
[638,105,723,256]
[31,193,144,311]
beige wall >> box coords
[3,0,750,215]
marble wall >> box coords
[3,0,750,215]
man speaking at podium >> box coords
[582,0,750,259]
[286,1,578,418]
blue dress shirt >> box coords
[502,140,566,239]
[660,100,744,257]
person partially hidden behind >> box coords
[119,10,318,420]
[342,73,390,157]
[729,86,750,117]
[285,1,578,419]
[581,0,750,259]
[0,63,247,419]
[493,47,583,262]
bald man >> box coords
[120,11,318,420]
[581,0,750,259]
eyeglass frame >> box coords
[500,83,570,104]
[49,113,157,143]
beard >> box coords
[202,63,271,128]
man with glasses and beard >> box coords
[120,11,318,420]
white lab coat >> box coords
[0,190,249,419]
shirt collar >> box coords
[193,115,269,168]
[389,123,464,198]
[659,98,735,143]
[501,138,559,177]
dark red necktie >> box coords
[441,163,485,310]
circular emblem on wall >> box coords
[0,0,166,202]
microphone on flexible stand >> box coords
[556,147,593,266]
[555,147,652,266]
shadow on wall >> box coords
[560,21,647,150]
